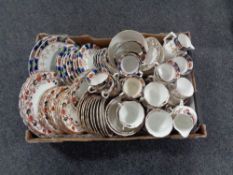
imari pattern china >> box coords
[19,31,198,138]
[28,35,75,75]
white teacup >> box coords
[154,61,180,83]
[118,101,145,129]
[169,77,194,99]
[171,55,193,75]
[122,77,145,98]
[142,82,170,108]
[119,53,141,75]
[145,109,173,138]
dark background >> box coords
[0,0,232,174]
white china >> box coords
[169,77,194,99]
[108,30,148,60]
[177,33,195,50]
[145,109,173,138]
[173,114,194,138]
[172,101,198,138]
[118,101,145,129]
[154,62,180,83]
[106,98,143,136]
[120,53,141,75]
[171,55,193,75]
[141,37,165,72]
[142,82,170,107]
[122,77,145,98]
[86,69,109,86]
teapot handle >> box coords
[163,32,177,44]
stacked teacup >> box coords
[103,30,197,138]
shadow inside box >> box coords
[49,132,193,161]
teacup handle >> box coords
[88,86,97,93]
[101,90,109,99]
[147,75,155,82]
[163,32,177,44]
[113,73,120,80]
[136,71,143,77]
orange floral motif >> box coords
[61,109,66,115]
[28,115,33,122]
[36,75,41,81]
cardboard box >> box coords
[25,32,207,143]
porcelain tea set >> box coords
[19,30,197,138]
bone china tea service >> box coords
[19,30,200,139]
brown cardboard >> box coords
[25,32,207,143]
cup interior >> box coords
[174,114,193,129]
[123,78,142,97]
[121,55,140,74]
[118,101,144,128]
[144,82,169,107]
[157,63,176,82]
[176,77,194,97]
[145,110,173,138]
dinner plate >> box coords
[56,88,84,134]
[29,35,75,75]
[46,86,69,133]
[38,87,61,135]
[75,43,100,73]
[19,72,60,136]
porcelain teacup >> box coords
[117,101,145,129]
[170,55,193,75]
[168,77,194,105]
[141,82,170,108]
[145,109,173,138]
[152,60,180,83]
[121,77,145,99]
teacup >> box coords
[117,52,142,76]
[118,101,145,129]
[121,77,145,99]
[86,68,109,86]
[168,77,194,100]
[171,55,193,75]
[141,82,170,108]
[153,61,180,83]
[101,73,121,98]
[87,69,115,98]
[172,101,198,138]
[145,109,173,138]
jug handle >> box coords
[163,32,177,44]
